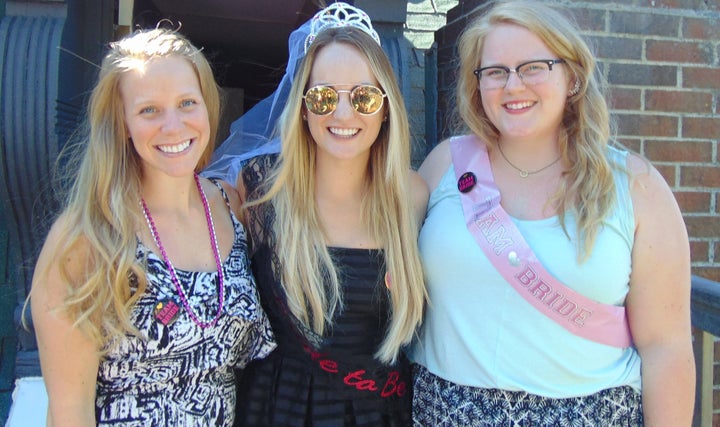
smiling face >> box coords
[120,55,210,179]
[479,23,571,144]
[305,41,384,166]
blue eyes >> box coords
[140,106,157,114]
[138,99,197,115]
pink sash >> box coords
[450,135,632,348]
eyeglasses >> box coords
[303,84,386,116]
[473,59,566,90]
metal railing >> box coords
[692,274,720,427]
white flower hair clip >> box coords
[304,2,381,52]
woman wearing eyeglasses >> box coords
[224,3,428,426]
[410,1,694,426]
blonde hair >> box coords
[456,0,616,259]
[31,28,220,350]
[249,27,426,363]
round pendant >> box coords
[519,170,529,178]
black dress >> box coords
[236,155,412,427]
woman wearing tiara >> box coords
[216,3,428,426]
[30,28,274,426]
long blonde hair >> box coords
[31,28,220,350]
[248,27,426,363]
[456,0,616,260]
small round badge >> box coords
[457,172,477,193]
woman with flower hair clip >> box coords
[29,28,275,426]
[222,3,428,425]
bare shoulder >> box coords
[33,213,90,294]
[624,152,677,220]
[217,179,242,209]
[409,170,429,226]
[418,139,452,192]
[212,178,245,225]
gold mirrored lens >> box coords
[304,85,385,115]
[351,86,384,114]
[304,86,338,115]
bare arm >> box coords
[418,139,451,193]
[625,153,695,426]
[409,170,429,229]
[31,216,99,427]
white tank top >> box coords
[410,146,642,397]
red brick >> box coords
[616,138,641,155]
[610,12,680,37]
[683,117,720,139]
[684,67,720,90]
[570,8,605,32]
[684,17,720,40]
[608,88,641,110]
[690,240,710,262]
[684,215,720,238]
[644,140,712,163]
[681,166,720,187]
[646,90,713,113]
[617,114,678,137]
[608,63,676,87]
[675,191,712,213]
[588,36,642,60]
[647,40,714,64]
[655,164,677,186]
[654,0,719,9]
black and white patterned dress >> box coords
[95,183,276,426]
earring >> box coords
[568,79,581,96]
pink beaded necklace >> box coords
[139,173,225,329]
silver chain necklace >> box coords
[497,143,561,178]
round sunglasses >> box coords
[303,84,386,116]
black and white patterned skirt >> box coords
[412,365,643,426]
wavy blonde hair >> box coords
[31,28,220,350]
[248,27,426,363]
[456,0,616,260]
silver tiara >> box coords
[303,2,381,53]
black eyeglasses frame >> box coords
[473,59,566,87]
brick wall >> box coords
[435,0,720,280]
